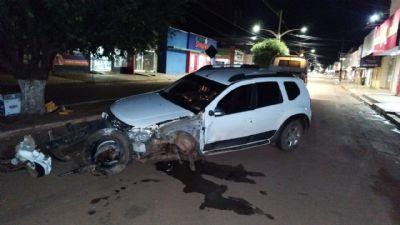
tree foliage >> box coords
[0,0,188,80]
[251,39,289,67]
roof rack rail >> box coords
[228,72,295,83]
[240,64,260,69]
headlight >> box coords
[127,128,153,143]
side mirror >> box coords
[209,109,224,117]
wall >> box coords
[166,50,187,74]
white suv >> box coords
[80,67,312,174]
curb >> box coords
[0,115,101,139]
[340,84,400,129]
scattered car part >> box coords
[11,135,52,177]
[45,122,104,161]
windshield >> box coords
[160,74,227,113]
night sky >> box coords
[179,0,390,65]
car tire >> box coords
[77,128,132,175]
[277,119,304,152]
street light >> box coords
[251,36,258,40]
[369,13,381,23]
[252,24,308,41]
[311,49,316,53]
[252,24,261,33]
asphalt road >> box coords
[1,74,400,225]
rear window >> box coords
[278,60,301,68]
[256,82,283,108]
[284,82,300,100]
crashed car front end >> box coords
[99,111,203,171]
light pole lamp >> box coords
[252,24,307,41]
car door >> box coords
[203,83,255,152]
[250,81,285,142]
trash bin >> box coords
[0,93,22,117]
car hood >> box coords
[110,92,194,127]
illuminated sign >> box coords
[373,8,400,54]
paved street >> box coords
[1,74,400,225]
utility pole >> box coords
[339,52,343,82]
[277,10,283,40]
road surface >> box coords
[1,74,400,225]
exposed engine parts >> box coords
[1,114,202,177]
[11,135,52,177]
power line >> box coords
[194,2,254,36]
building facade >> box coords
[356,7,400,96]
[157,27,217,75]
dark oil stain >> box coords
[91,196,110,204]
[114,189,120,194]
[119,178,123,181]
[254,207,274,219]
[297,192,309,196]
[87,209,96,215]
[372,168,400,224]
[140,179,160,183]
[133,182,137,185]
[259,190,268,196]
[155,160,271,218]
[124,205,147,219]
[120,186,126,190]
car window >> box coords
[217,84,252,115]
[284,81,300,100]
[256,82,283,108]
[161,75,227,113]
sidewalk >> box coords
[0,100,109,139]
[339,79,400,127]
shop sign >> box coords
[360,56,382,68]
[362,30,375,57]
[373,8,400,54]
[188,33,217,52]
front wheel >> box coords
[77,129,132,175]
[278,120,304,152]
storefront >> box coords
[135,50,157,73]
[215,48,253,67]
[360,30,381,87]
[53,51,90,73]
[372,8,400,95]
[158,27,217,75]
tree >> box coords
[251,39,289,68]
[0,0,188,114]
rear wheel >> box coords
[77,129,132,175]
[278,120,304,152]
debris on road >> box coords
[10,135,52,177]
[45,101,58,113]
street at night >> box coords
[1,74,399,225]
[2,1,400,225]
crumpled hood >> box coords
[110,92,194,127]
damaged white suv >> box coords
[79,66,311,174]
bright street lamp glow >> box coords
[300,26,308,33]
[370,14,380,23]
[311,49,316,53]
[251,36,257,40]
[252,24,261,33]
